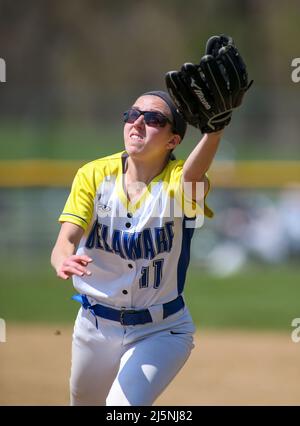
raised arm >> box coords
[183,130,223,199]
[166,35,252,201]
[51,222,92,280]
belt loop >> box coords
[147,304,164,323]
[71,294,99,329]
[89,310,99,330]
[120,310,125,326]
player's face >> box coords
[123,95,177,160]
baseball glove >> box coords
[165,34,253,133]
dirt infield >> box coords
[0,325,299,406]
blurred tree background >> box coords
[0,0,299,159]
[0,0,299,328]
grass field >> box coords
[0,252,299,331]
[186,262,300,330]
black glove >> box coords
[165,34,253,133]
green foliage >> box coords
[1,0,300,160]
[0,122,123,161]
[1,122,299,161]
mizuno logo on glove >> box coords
[190,78,211,110]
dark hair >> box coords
[142,90,187,141]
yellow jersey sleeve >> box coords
[169,160,214,219]
[59,166,97,230]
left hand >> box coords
[56,255,93,280]
[165,34,253,134]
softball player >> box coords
[51,90,222,406]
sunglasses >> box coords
[123,108,172,128]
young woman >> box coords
[51,90,222,406]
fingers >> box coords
[205,35,222,56]
[69,255,93,269]
[57,270,70,280]
[181,62,214,112]
[70,255,93,264]
[200,55,230,111]
[166,70,199,118]
[57,255,93,280]
[205,34,233,57]
[65,263,91,276]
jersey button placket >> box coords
[125,263,135,305]
[126,212,133,230]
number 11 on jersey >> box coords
[139,259,165,289]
